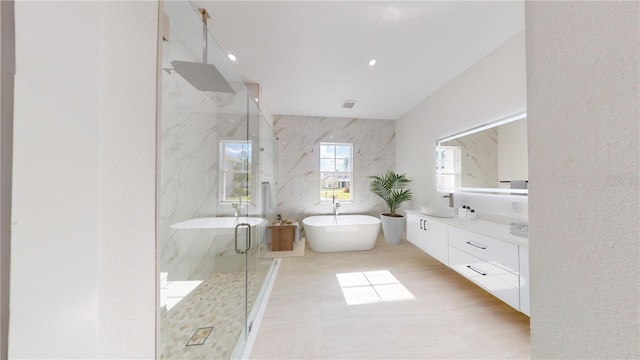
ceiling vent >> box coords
[342,100,357,109]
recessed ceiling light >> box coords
[368,59,377,66]
[228,53,237,62]
[255,98,259,102]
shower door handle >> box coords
[234,223,252,255]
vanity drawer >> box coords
[449,246,520,310]
[448,226,519,274]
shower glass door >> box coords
[159,2,276,359]
[240,98,279,358]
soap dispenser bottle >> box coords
[468,209,478,221]
[458,206,467,219]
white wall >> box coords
[396,31,527,218]
[11,3,101,357]
[526,2,639,358]
[11,2,157,358]
[498,118,527,182]
[97,2,158,358]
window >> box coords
[220,141,252,203]
[320,142,352,202]
[436,145,461,190]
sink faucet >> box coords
[443,193,454,208]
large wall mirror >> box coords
[436,112,528,195]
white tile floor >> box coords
[250,234,530,359]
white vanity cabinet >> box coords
[406,212,448,265]
[405,210,530,315]
[448,227,519,274]
[448,227,521,310]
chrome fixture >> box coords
[232,202,240,218]
[443,193,454,208]
[232,195,242,218]
[170,8,234,93]
[234,223,252,255]
[332,195,341,216]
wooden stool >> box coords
[269,224,296,251]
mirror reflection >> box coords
[437,112,528,195]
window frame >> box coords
[319,142,353,203]
[436,145,461,190]
[219,140,253,204]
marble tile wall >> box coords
[160,32,263,281]
[274,115,395,223]
[258,118,278,255]
[160,32,221,282]
[160,7,278,359]
[450,128,499,188]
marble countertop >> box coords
[405,209,528,247]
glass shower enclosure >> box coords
[158,2,277,358]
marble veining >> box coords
[275,115,395,222]
[161,31,268,282]
[160,32,221,281]
[449,128,499,188]
[160,6,278,360]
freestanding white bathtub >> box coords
[302,215,381,253]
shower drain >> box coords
[186,327,214,346]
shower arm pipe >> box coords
[199,8,210,64]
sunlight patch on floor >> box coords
[160,272,202,311]
[336,270,415,305]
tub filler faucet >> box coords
[232,202,239,218]
[332,195,340,216]
[232,195,242,218]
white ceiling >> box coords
[194,1,525,120]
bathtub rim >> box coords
[302,214,381,227]
[301,214,381,253]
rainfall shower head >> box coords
[171,8,235,94]
[171,60,234,93]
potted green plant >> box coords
[368,170,413,244]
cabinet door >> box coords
[423,219,448,265]
[449,246,520,310]
[449,226,519,274]
[406,213,424,248]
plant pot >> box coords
[380,213,404,244]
